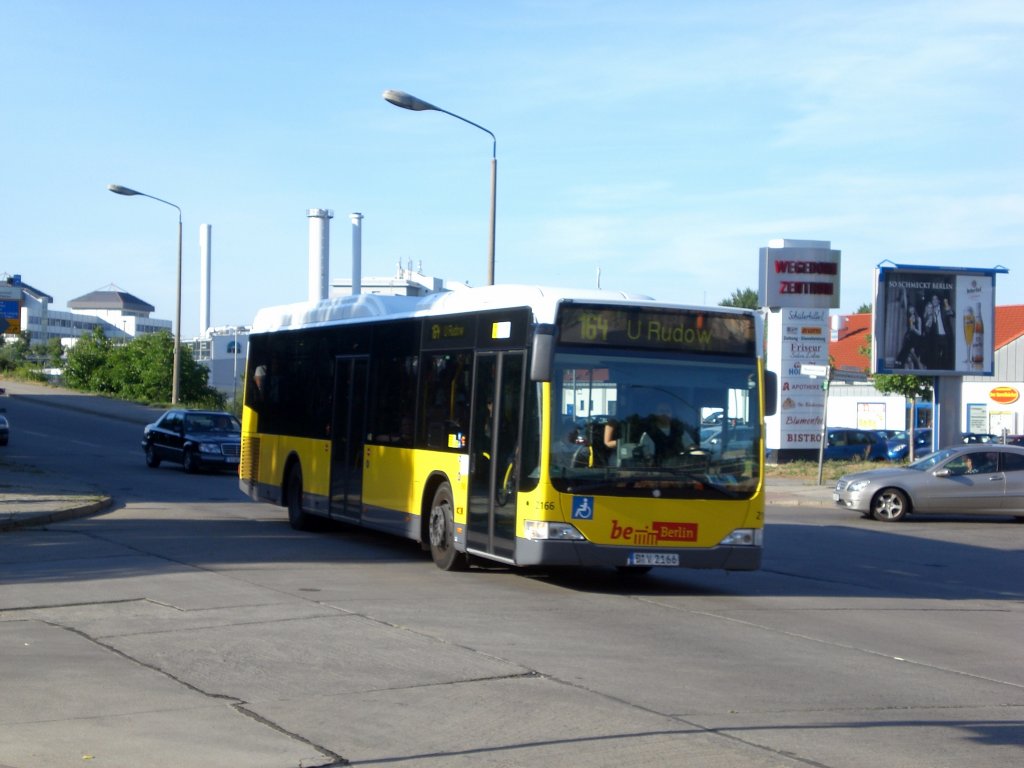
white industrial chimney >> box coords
[199,224,212,336]
[307,208,333,303]
[350,212,363,296]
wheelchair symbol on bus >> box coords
[572,496,595,520]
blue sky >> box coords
[3,0,1022,338]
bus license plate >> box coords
[629,552,679,567]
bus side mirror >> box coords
[764,371,778,417]
[530,324,555,382]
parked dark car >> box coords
[888,430,1002,460]
[876,430,910,460]
[0,412,8,446]
[834,444,1024,521]
[142,409,241,473]
[962,432,999,444]
[909,428,934,456]
[824,428,890,461]
[878,429,938,461]
[878,429,908,441]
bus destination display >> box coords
[558,304,756,355]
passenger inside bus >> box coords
[637,402,698,465]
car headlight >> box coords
[198,443,223,455]
[847,479,871,492]
[523,520,585,541]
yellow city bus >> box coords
[239,285,777,572]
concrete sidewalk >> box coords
[0,379,161,530]
[0,441,113,531]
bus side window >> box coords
[368,353,417,446]
[420,352,472,451]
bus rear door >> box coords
[330,355,368,523]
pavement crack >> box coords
[41,619,346,766]
[233,703,349,766]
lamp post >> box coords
[383,89,496,286]
[107,183,183,404]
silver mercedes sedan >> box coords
[834,444,1024,522]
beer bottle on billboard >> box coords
[971,301,985,368]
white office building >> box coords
[186,327,249,402]
[11,280,171,344]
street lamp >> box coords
[383,89,497,286]
[107,183,183,404]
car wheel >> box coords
[145,443,161,468]
[183,448,200,474]
[871,487,909,522]
[286,464,314,531]
[428,481,468,571]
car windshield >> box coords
[549,351,761,499]
[907,447,957,470]
[185,414,240,433]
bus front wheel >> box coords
[286,464,314,531]
[429,482,468,571]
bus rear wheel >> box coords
[429,481,468,571]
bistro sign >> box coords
[989,386,1020,405]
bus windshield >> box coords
[549,351,761,499]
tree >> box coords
[872,373,932,402]
[43,338,65,368]
[107,330,173,403]
[855,302,872,314]
[0,332,31,372]
[63,327,113,390]
[63,328,224,407]
[720,287,759,309]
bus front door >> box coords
[468,351,524,561]
[330,355,368,523]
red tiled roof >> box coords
[830,304,1024,373]
[830,313,872,373]
[995,305,1024,349]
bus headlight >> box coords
[719,528,763,546]
[523,520,585,541]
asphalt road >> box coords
[1,383,1023,767]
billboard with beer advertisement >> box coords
[872,266,995,376]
